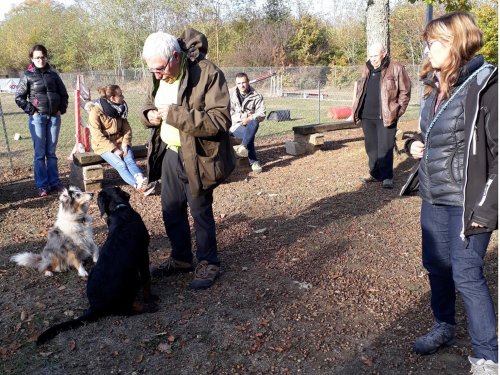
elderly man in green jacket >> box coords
[140,29,235,289]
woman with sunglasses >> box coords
[15,44,69,197]
[405,12,497,374]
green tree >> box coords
[264,0,290,23]
[287,15,335,65]
[472,0,498,64]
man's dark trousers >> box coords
[160,148,219,265]
[361,118,397,180]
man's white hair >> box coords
[142,31,181,62]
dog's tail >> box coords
[36,311,98,345]
[10,252,48,272]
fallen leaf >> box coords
[360,355,373,367]
[36,302,46,309]
[157,343,172,354]
[20,311,26,321]
[68,340,76,351]
[134,354,144,363]
[253,228,267,234]
[14,323,21,332]
[167,335,175,343]
[39,351,53,358]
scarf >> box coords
[97,97,128,119]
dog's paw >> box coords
[44,270,54,276]
[78,267,88,277]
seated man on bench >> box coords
[229,72,266,173]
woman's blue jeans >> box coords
[29,114,61,190]
[231,119,260,164]
[421,200,497,362]
[101,148,143,187]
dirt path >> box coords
[0,122,497,374]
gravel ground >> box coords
[0,120,497,374]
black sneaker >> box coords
[150,257,194,278]
[190,260,220,290]
[414,321,456,355]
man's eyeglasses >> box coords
[148,56,173,74]
[32,56,47,60]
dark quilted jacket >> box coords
[15,63,68,116]
[418,56,485,206]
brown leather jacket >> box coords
[352,57,412,127]
[140,29,235,197]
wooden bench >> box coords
[286,121,361,155]
[70,144,148,192]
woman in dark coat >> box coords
[406,12,497,374]
[15,44,68,197]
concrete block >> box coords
[82,165,103,181]
[84,180,102,193]
[285,140,306,156]
[308,133,325,146]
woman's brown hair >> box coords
[97,85,121,99]
[420,11,483,99]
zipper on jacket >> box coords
[472,125,477,155]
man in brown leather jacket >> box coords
[352,42,411,189]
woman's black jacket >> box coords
[15,63,68,116]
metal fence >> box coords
[0,65,422,177]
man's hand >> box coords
[471,222,485,228]
[410,141,425,159]
[158,105,171,122]
[147,110,161,126]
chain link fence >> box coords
[0,65,422,176]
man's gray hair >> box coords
[142,31,181,61]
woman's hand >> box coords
[147,110,161,126]
[113,148,124,158]
[410,141,425,159]
[121,144,128,157]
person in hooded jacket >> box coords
[140,29,235,290]
[404,12,497,375]
[86,85,147,192]
[15,44,69,197]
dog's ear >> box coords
[115,186,130,202]
[97,190,109,217]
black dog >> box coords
[37,186,158,345]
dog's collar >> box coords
[111,203,129,213]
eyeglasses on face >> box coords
[32,56,47,60]
[148,56,173,74]
[426,40,438,50]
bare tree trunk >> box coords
[365,0,390,53]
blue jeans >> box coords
[101,148,143,187]
[421,200,497,361]
[231,119,260,164]
[29,114,61,190]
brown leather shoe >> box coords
[382,179,394,189]
[190,260,220,290]
[150,257,194,278]
[360,174,377,183]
